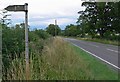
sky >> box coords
[0,0,85,30]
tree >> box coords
[77,2,119,39]
[33,29,49,39]
[46,24,61,36]
[65,24,80,36]
[77,2,98,38]
[0,10,11,26]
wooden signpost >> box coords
[5,3,29,80]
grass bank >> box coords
[3,37,118,80]
[40,37,94,80]
[3,37,93,80]
[69,43,118,80]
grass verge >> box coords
[63,36,119,46]
[76,37,119,46]
[3,37,118,80]
[40,37,94,80]
[69,43,118,80]
[3,37,94,80]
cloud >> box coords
[29,17,76,30]
[0,0,85,29]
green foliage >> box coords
[34,29,50,39]
[46,24,61,36]
[64,24,80,36]
[77,37,119,46]
[2,24,25,57]
[77,2,120,40]
[2,23,50,79]
[2,23,25,79]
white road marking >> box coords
[68,38,76,41]
[70,42,120,70]
[107,48,119,53]
[89,44,99,48]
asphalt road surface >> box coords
[64,38,119,70]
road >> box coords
[64,38,119,70]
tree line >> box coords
[46,2,120,41]
[2,2,119,41]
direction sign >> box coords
[5,4,26,12]
[4,3,29,79]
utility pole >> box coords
[55,19,57,36]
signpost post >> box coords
[5,3,29,80]
[55,19,57,36]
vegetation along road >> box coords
[64,38,119,70]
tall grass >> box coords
[40,37,93,80]
[3,37,94,80]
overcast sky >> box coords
[0,0,85,30]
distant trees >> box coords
[64,24,80,36]
[46,24,61,36]
[30,29,50,40]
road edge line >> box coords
[71,43,120,70]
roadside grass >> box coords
[76,37,119,46]
[40,37,94,80]
[3,37,118,80]
[3,37,93,80]
[69,43,118,80]
[63,36,119,46]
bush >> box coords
[2,24,50,80]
